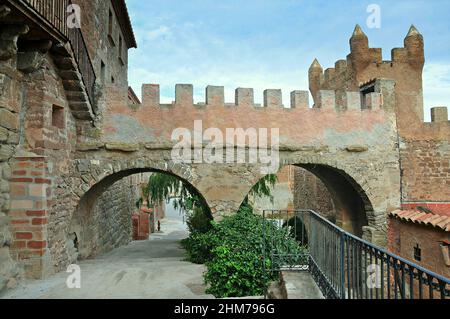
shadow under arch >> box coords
[243,164,373,238]
[68,168,212,261]
[296,164,372,237]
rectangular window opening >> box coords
[108,10,115,46]
[414,244,422,262]
[100,60,106,82]
[52,105,65,130]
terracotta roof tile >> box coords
[389,210,450,232]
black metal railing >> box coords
[21,0,96,107]
[263,210,450,299]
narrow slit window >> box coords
[52,105,65,129]
[414,244,422,262]
[108,10,115,46]
[100,60,106,82]
[119,35,124,65]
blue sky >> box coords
[127,0,450,121]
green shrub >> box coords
[186,206,213,234]
[183,202,307,298]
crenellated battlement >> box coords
[431,107,449,123]
[309,24,435,131]
[140,82,390,112]
[309,25,425,100]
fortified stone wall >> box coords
[310,25,450,215]
[76,77,400,242]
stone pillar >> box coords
[9,156,53,279]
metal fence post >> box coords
[340,231,346,299]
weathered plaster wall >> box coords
[250,166,295,214]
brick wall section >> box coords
[9,156,52,279]
[400,140,450,212]
[388,218,450,278]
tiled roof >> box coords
[389,210,450,232]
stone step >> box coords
[59,70,81,81]
[65,91,88,102]
[71,110,94,120]
[51,43,71,57]
[68,101,90,112]
[62,79,84,92]
[52,56,77,70]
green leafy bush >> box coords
[183,202,308,298]
[186,206,213,234]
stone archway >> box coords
[235,154,399,244]
[66,163,213,264]
[297,164,372,237]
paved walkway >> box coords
[1,217,214,299]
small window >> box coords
[360,82,376,110]
[108,10,115,46]
[52,105,65,129]
[414,244,422,262]
[119,36,124,65]
[111,76,115,84]
[100,60,106,82]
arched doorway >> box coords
[68,168,212,263]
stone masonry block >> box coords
[206,86,224,106]
[374,79,395,110]
[345,92,362,110]
[141,84,159,107]
[317,90,336,109]
[264,89,282,108]
[431,107,448,123]
[235,88,254,106]
[365,92,382,110]
[175,84,193,106]
[0,108,19,131]
[290,91,309,108]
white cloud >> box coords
[147,25,171,40]
[423,63,450,121]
